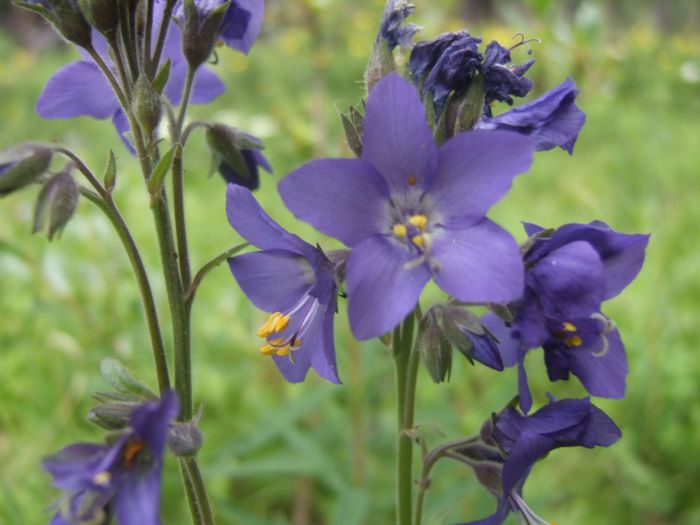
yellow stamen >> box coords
[259,343,277,356]
[408,174,417,186]
[123,439,145,465]
[562,322,577,332]
[393,224,408,238]
[275,345,291,356]
[412,235,425,247]
[565,336,583,347]
[408,214,428,231]
[256,312,284,338]
[92,471,111,486]
[273,314,290,333]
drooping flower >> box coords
[484,221,649,411]
[175,0,264,54]
[43,392,179,525]
[36,0,225,151]
[480,41,534,111]
[279,74,534,340]
[455,396,621,525]
[0,143,53,196]
[378,0,419,50]
[218,148,271,190]
[205,127,272,190]
[226,184,340,383]
[476,78,586,153]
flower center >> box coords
[552,321,582,348]
[91,471,111,487]
[123,438,147,466]
[392,213,430,249]
[255,295,320,360]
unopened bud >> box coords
[0,143,53,196]
[33,171,79,241]
[134,75,163,136]
[88,401,138,430]
[442,305,503,371]
[417,308,452,383]
[168,421,204,457]
[181,0,230,69]
[77,0,119,38]
[16,0,92,47]
[340,104,364,157]
[206,124,271,190]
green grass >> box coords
[1,2,699,524]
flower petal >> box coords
[430,130,534,228]
[36,61,118,120]
[279,158,389,246]
[528,241,605,319]
[130,392,180,456]
[42,443,110,491]
[432,219,524,304]
[502,430,555,494]
[346,235,431,340]
[228,250,313,312]
[221,0,265,54]
[567,327,627,399]
[361,73,438,192]
[114,468,162,525]
[226,184,306,253]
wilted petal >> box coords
[362,74,438,192]
[430,130,534,228]
[279,158,389,246]
[346,234,431,340]
[431,220,524,304]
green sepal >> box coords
[147,144,179,195]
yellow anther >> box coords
[408,174,417,186]
[256,312,284,338]
[408,214,428,231]
[275,345,291,357]
[273,314,290,333]
[259,344,277,356]
[565,336,583,348]
[412,235,425,247]
[92,471,111,486]
[393,224,408,238]
[562,322,577,332]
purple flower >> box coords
[217,133,272,191]
[480,41,534,112]
[175,0,264,54]
[378,0,419,50]
[456,397,620,525]
[43,393,179,525]
[36,0,225,151]
[279,74,534,340]
[226,185,340,383]
[485,221,649,411]
[476,78,586,154]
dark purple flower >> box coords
[480,41,534,112]
[476,78,586,153]
[217,135,272,191]
[457,397,620,525]
[409,31,483,115]
[226,185,340,383]
[279,74,533,340]
[43,392,179,525]
[36,0,225,151]
[379,0,419,50]
[485,221,649,411]
[175,0,264,54]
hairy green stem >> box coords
[181,458,215,525]
[394,312,417,525]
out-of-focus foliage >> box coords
[1,1,699,524]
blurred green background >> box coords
[1,0,699,523]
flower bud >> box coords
[205,124,271,190]
[0,143,53,196]
[32,171,79,241]
[340,104,364,157]
[442,305,503,371]
[417,308,452,383]
[181,0,231,69]
[168,421,204,457]
[134,74,163,136]
[77,0,120,39]
[88,401,138,430]
[16,0,92,48]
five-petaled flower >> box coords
[455,396,621,525]
[43,392,179,525]
[484,222,649,411]
[279,73,534,340]
[226,184,340,383]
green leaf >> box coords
[152,59,172,95]
[147,144,179,195]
